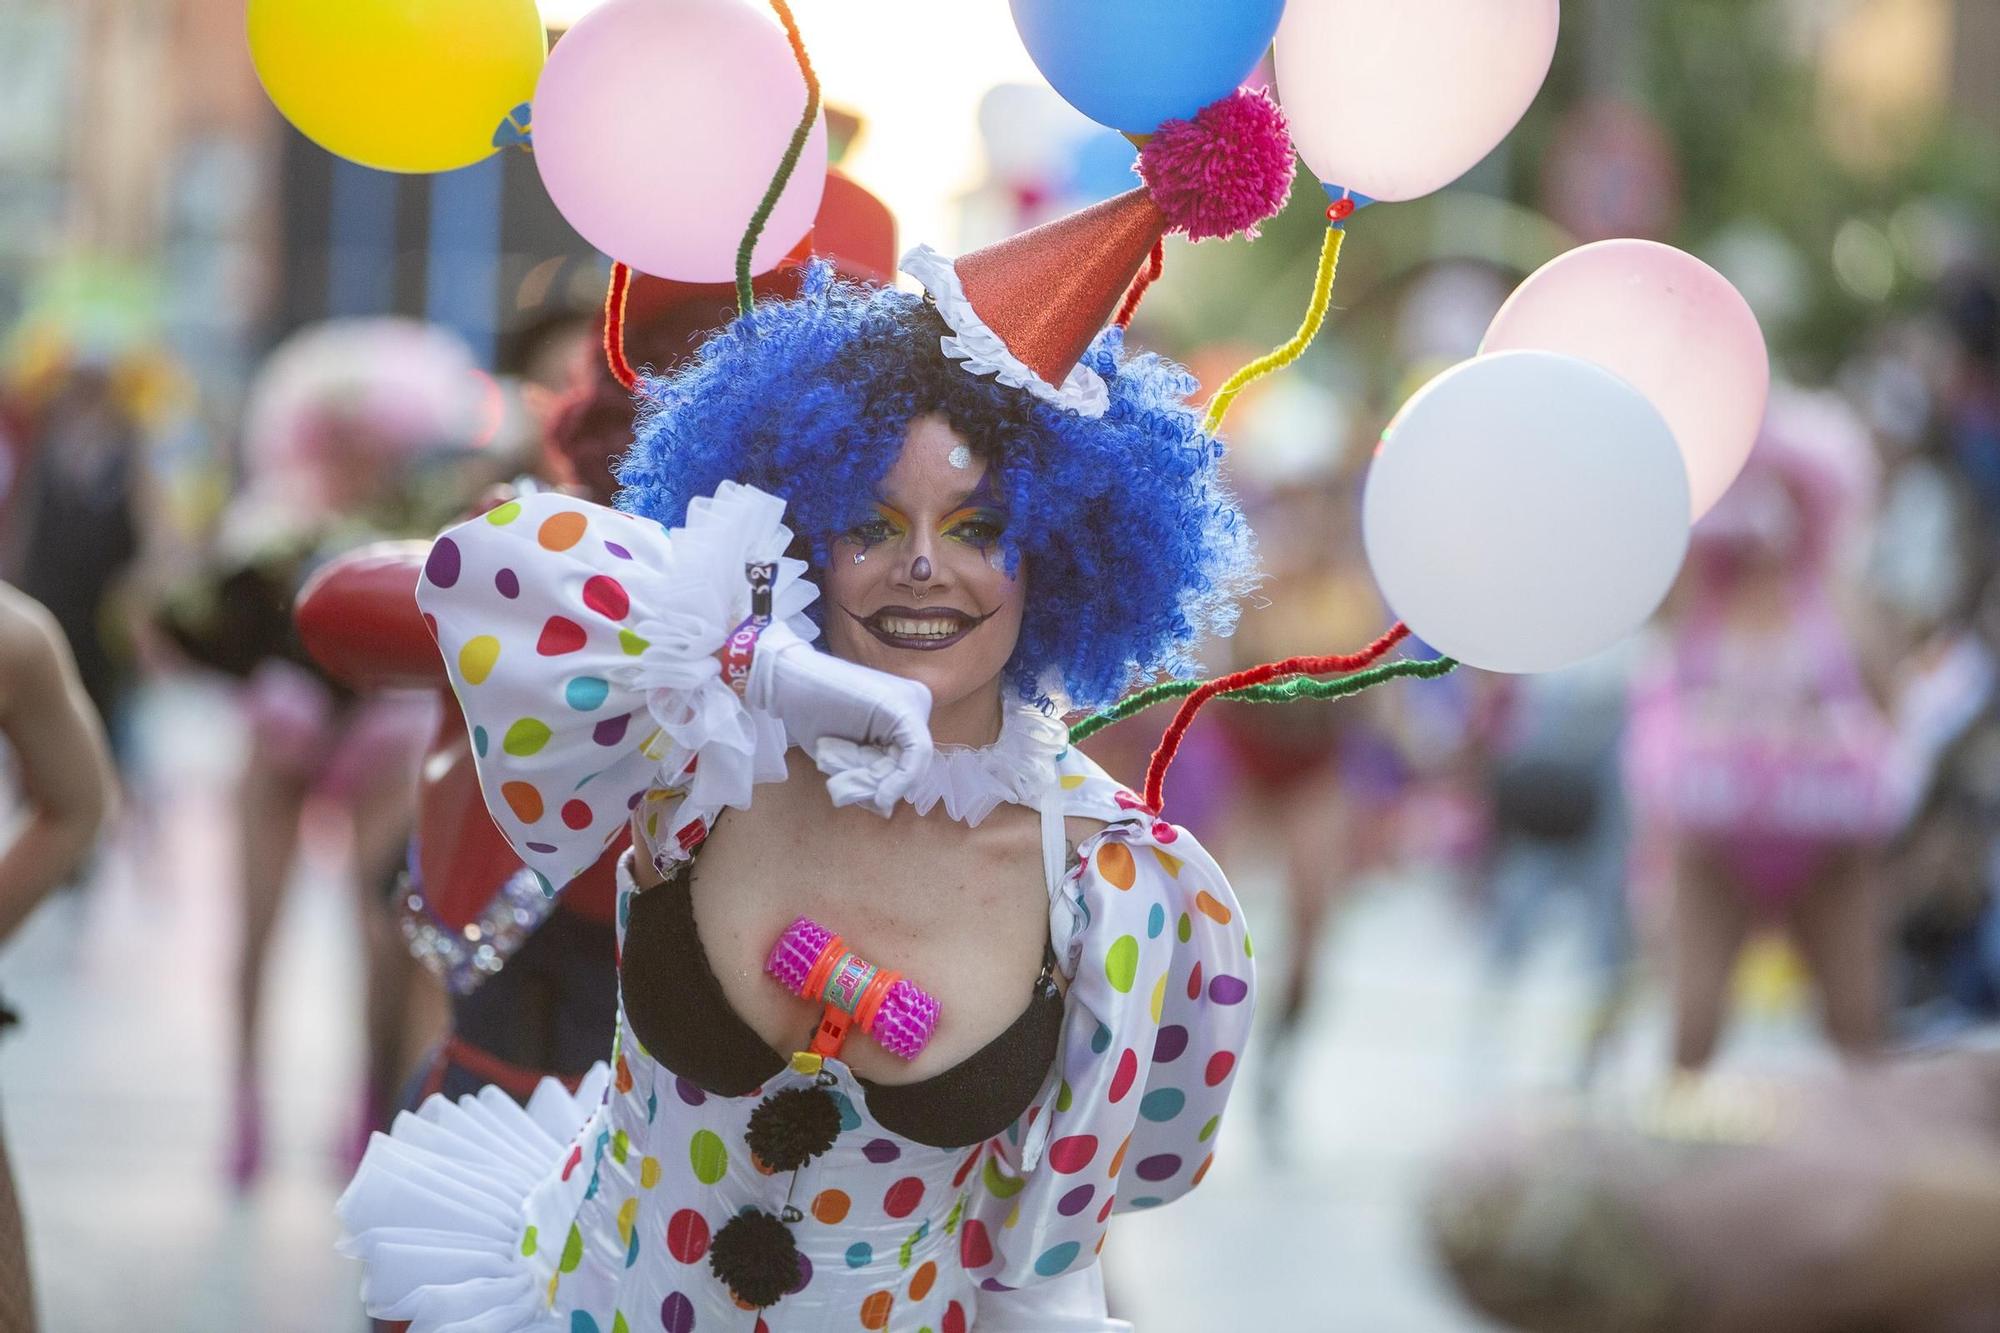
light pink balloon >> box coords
[1482,240,1771,519]
[1275,0,1558,203]
[532,0,827,282]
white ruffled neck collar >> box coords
[906,703,1069,826]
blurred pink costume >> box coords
[1625,392,1907,911]
[225,318,479,798]
[242,658,434,800]
[238,317,489,521]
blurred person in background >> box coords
[505,306,598,409]
[1624,390,1904,1071]
[0,580,116,1333]
[1203,375,1404,1143]
[0,355,151,764]
[1934,270,2000,555]
[1468,643,1640,1088]
[1856,265,2000,1040]
[1858,323,1980,656]
[153,317,493,1188]
[1889,566,2000,1040]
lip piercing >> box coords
[911,556,932,582]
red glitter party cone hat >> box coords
[902,190,1163,419]
[902,87,1296,418]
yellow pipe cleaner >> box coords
[1202,223,1346,434]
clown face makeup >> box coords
[823,414,1026,745]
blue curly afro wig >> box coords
[617,261,1255,710]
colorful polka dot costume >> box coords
[337,487,1254,1330]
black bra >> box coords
[622,850,1064,1150]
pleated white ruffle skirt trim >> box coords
[335,1063,610,1333]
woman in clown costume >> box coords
[339,133,1280,1329]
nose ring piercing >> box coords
[911,556,932,582]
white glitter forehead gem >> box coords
[947,445,972,470]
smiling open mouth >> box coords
[846,605,994,652]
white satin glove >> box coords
[745,622,933,816]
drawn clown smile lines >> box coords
[846,605,995,652]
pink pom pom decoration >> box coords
[869,979,940,1062]
[1138,87,1296,242]
[765,916,940,1061]
[764,916,834,994]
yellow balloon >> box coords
[248,0,546,173]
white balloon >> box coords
[1363,351,1691,673]
[1274,0,1559,203]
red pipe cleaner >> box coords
[603,260,636,391]
[1143,622,1411,812]
[1114,239,1166,329]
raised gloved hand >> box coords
[745,622,932,816]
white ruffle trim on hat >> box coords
[816,702,1068,827]
[335,1065,611,1332]
[901,244,1110,419]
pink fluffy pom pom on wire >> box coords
[1139,87,1295,243]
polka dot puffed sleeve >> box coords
[413,483,820,893]
[959,810,1253,1292]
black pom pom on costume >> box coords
[709,1208,801,1309]
[745,1086,841,1172]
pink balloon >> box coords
[1275,0,1557,203]
[1482,240,1771,520]
[532,0,827,282]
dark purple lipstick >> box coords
[845,605,994,653]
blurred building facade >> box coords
[1,0,604,440]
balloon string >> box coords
[1220,654,1458,702]
[604,261,637,391]
[1141,621,1410,812]
[1202,223,1345,434]
[1114,239,1166,329]
[737,0,821,316]
[1069,649,1456,745]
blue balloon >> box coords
[1010,0,1287,134]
